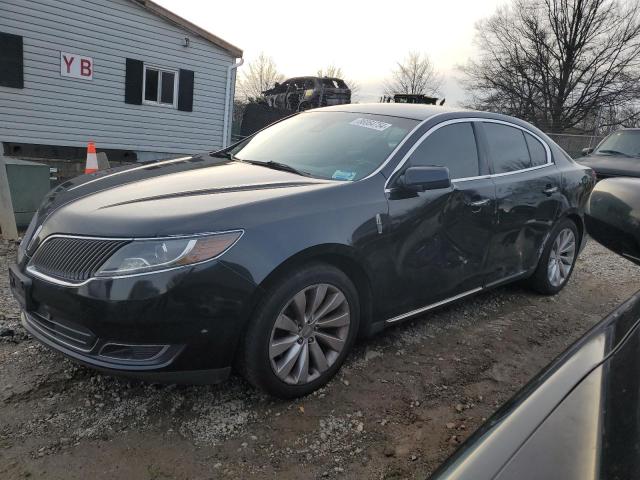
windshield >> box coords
[595,130,640,157]
[229,111,419,181]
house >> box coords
[0,0,243,179]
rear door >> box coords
[478,121,563,285]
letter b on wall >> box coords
[60,52,93,80]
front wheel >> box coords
[526,218,579,295]
[239,264,359,398]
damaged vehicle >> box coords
[430,177,640,480]
[263,76,351,111]
[9,104,594,398]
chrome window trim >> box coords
[25,230,244,287]
[361,112,449,181]
[482,119,554,175]
[383,117,555,191]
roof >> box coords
[318,103,470,120]
[130,0,243,58]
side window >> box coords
[484,123,531,173]
[143,65,178,107]
[524,132,548,167]
[408,122,479,179]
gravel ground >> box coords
[1,239,639,479]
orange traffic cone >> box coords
[85,141,98,174]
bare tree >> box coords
[384,52,443,96]
[593,103,640,133]
[317,64,361,101]
[316,65,344,78]
[237,52,284,101]
[461,0,640,133]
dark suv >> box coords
[263,76,351,111]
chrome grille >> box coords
[30,237,129,282]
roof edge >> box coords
[131,0,243,58]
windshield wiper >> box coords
[243,160,311,177]
[597,149,634,157]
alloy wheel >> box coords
[268,283,351,385]
[548,228,576,287]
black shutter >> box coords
[124,58,143,104]
[178,69,194,112]
[0,32,23,89]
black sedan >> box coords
[9,104,595,398]
[577,128,640,179]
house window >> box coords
[143,65,178,107]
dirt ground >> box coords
[0,239,638,480]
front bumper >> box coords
[11,259,259,384]
[21,311,231,384]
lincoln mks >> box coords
[9,104,595,397]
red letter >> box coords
[80,59,92,77]
[63,55,74,73]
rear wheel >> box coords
[526,218,579,294]
[239,264,359,398]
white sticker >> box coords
[349,118,392,131]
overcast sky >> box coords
[154,0,508,106]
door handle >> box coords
[543,185,559,195]
[467,198,491,207]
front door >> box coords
[383,121,496,320]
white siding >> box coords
[0,0,237,155]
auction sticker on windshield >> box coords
[349,118,392,131]
[332,170,357,181]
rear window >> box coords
[525,133,548,167]
[321,78,348,89]
[484,123,532,173]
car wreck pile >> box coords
[262,76,351,112]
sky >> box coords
[154,0,508,106]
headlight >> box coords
[95,231,243,277]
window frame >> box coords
[479,120,553,176]
[482,122,535,175]
[384,118,554,192]
[405,121,482,180]
[524,131,548,168]
[142,64,179,109]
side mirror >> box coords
[582,147,594,156]
[586,178,640,265]
[399,166,451,191]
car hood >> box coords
[30,155,337,244]
[576,154,640,177]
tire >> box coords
[526,218,580,295]
[239,263,360,398]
